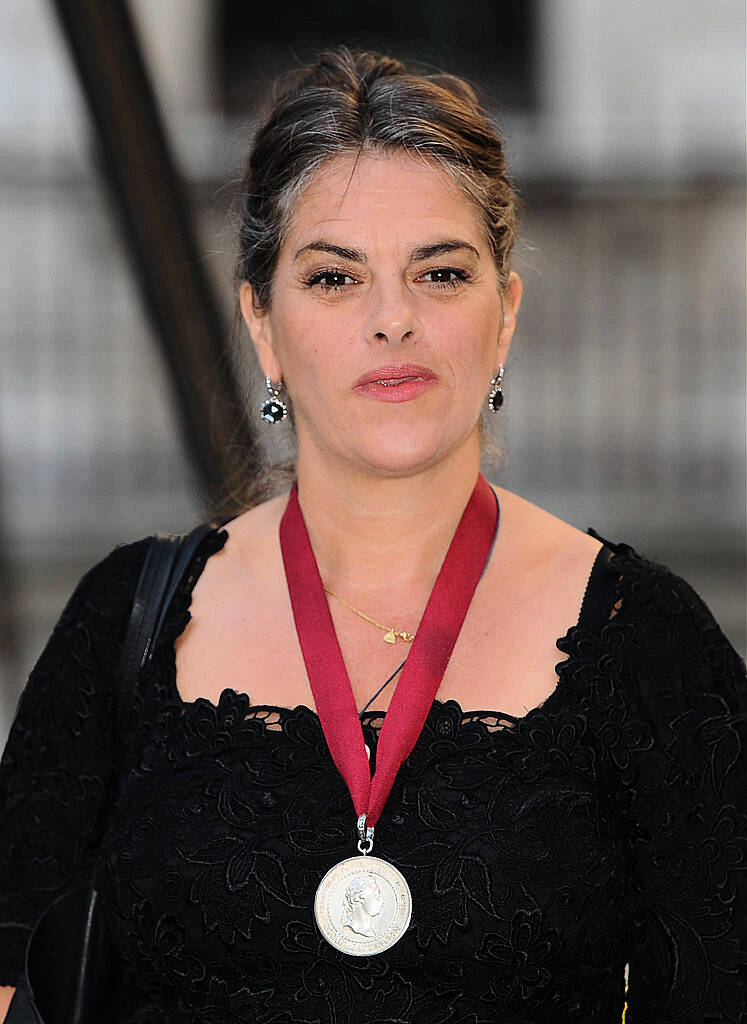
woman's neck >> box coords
[294,438,482,601]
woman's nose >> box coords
[364,278,422,347]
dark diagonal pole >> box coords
[50,0,257,506]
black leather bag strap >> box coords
[115,522,216,741]
[148,523,217,668]
[114,532,180,740]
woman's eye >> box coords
[307,270,356,291]
[422,268,470,288]
[305,267,470,292]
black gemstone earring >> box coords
[260,377,287,424]
[488,365,505,412]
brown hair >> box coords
[215,45,519,518]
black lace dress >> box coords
[1,525,745,1023]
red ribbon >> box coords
[279,472,499,828]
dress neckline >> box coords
[154,522,629,732]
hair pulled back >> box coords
[236,46,519,308]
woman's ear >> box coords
[496,271,523,368]
[239,281,283,381]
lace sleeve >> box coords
[618,566,747,1022]
[0,536,151,985]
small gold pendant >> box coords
[382,630,397,644]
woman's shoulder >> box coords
[214,492,290,580]
[59,534,154,628]
[67,519,233,614]
[24,530,151,673]
[568,530,745,706]
[491,484,603,563]
[493,482,684,588]
[488,486,607,619]
[56,524,227,655]
[492,484,743,655]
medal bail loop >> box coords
[357,813,374,854]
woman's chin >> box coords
[298,415,478,479]
[340,432,465,479]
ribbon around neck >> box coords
[279,472,499,828]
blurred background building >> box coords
[1,0,745,740]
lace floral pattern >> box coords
[1,527,745,1024]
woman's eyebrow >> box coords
[410,240,480,261]
[293,239,480,263]
[294,241,364,262]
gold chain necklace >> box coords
[323,584,415,645]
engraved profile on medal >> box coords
[342,873,384,937]
[314,855,412,955]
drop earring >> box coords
[488,365,505,412]
[260,377,287,424]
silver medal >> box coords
[314,854,412,956]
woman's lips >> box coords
[353,364,438,403]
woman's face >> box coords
[240,150,522,479]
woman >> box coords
[1,46,745,1023]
